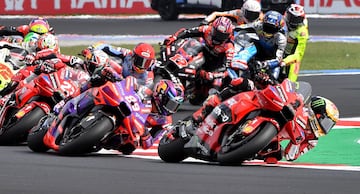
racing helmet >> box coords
[23,32,41,52]
[211,17,234,45]
[262,11,284,38]
[132,43,156,73]
[37,33,59,53]
[241,0,261,23]
[84,49,110,74]
[153,79,185,116]
[29,17,50,34]
[309,96,339,137]
[284,4,306,30]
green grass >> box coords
[61,42,360,70]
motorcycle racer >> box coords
[163,16,235,91]
[263,96,339,164]
[200,0,262,26]
[1,33,85,96]
[253,10,288,80]
[279,4,309,82]
[81,42,156,86]
[0,17,53,39]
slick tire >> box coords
[217,122,278,165]
[58,116,113,155]
[27,117,50,153]
[158,136,188,163]
[0,106,46,145]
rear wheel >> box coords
[158,0,179,21]
[0,106,46,145]
[58,116,113,155]
[217,122,277,165]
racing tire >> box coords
[158,135,188,163]
[158,0,179,21]
[58,116,113,155]
[27,116,51,153]
[0,106,46,145]
[217,122,277,165]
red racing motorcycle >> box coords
[155,38,205,104]
[0,61,89,144]
[158,73,313,165]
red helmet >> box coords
[285,4,306,30]
[132,43,155,73]
[211,17,234,45]
[211,17,234,44]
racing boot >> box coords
[191,94,221,125]
[258,141,283,164]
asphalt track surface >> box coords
[0,16,359,194]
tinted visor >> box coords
[263,23,279,34]
[317,114,336,134]
[244,10,260,22]
[133,54,154,72]
[212,28,230,44]
[163,97,181,114]
[286,14,304,29]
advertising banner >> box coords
[299,0,360,14]
[0,0,156,15]
[0,0,359,15]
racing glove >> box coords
[199,70,228,81]
[69,56,84,68]
[24,53,36,65]
[101,66,122,82]
[163,35,177,46]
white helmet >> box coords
[241,0,261,23]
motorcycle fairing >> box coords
[195,92,260,153]
[15,101,50,119]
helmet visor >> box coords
[286,14,304,30]
[244,10,260,23]
[317,114,336,134]
[133,54,154,73]
[263,23,278,34]
[163,97,181,114]
[212,28,230,45]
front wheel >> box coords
[217,122,278,165]
[58,116,114,155]
[27,114,55,153]
[158,133,188,163]
[27,116,50,153]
